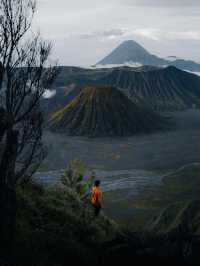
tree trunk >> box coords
[0,129,18,265]
[0,186,17,265]
[0,108,8,142]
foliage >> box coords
[59,159,95,198]
[15,180,119,266]
[14,169,200,266]
[0,1,57,263]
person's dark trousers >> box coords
[93,203,102,217]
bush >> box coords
[59,159,94,198]
[15,177,119,266]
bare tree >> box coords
[0,0,58,263]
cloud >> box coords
[36,0,200,65]
[172,31,200,40]
[78,29,126,40]
[43,89,56,99]
[129,28,200,42]
[76,27,200,42]
[125,0,200,7]
[132,28,160,41]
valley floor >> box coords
[36,109,200,226]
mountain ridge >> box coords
[44,65,200,113]
[98,65,200,111]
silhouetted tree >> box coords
[0,0,58,264]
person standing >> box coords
[91,180,102,217]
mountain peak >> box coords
[97,39,165,66]
[49,85,167,137]
[119,39,145,47]
[122,39,136,44]
[115,40,149,53]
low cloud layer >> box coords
[79,29,126,40]
[126,0,200,6]
[76,28,200,42]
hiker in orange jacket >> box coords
[91,180,102,217]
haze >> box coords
[34,0,200,66]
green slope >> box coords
[49,86,168,137]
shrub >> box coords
[59,159,94,198]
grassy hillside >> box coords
[15,165,200,266]
[15,180,119,266]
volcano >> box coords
[98,40,166,66]
[97,40,200,72]
[50,65,200,112]
[49,86,168,137]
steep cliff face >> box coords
[51,66,200,112]
[99,66,200,111]
[49,86,167,137]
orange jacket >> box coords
[91,186,102,205]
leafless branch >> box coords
[0,0,58,184]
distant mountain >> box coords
[98,40,166,66]
[172,59,200,72]
[49,86,167,137]
[97,40,200,72]
[51,65,200,111]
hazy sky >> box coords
[33,0,200,66]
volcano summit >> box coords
[49,86,168,137]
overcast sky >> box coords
[33,0,200,66]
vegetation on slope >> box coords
[49,86,168,137]
[14,161,200,266]
[15,161,119,266]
